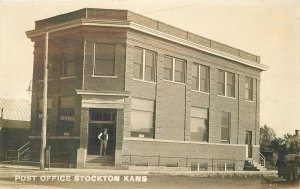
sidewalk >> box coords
[0,164,277,180]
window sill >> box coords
[91,75,117,78]
[217,95,236,100]
[191,90,210,95]
[220,140,230,144]
[38,78,53,82]
[130,137,154,141]
[245,99,254,103]
[132,78,156,84]
[60,76,76,80]
[163,79,186,86]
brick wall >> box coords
[123,139,247,170]
[29,10,263,165]
[124,29,262,162]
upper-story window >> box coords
[93,43,115,76]
[38,62,52,80]
[133,47,156,82]
[164,56,186,84]
[245,77,254,101]
[218,70,235,98]
[192,63,210,92]
[61,47,76,77]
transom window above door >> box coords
[89,109,116,122]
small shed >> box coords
[0,98,30,160]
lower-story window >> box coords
[58,97,75,136]
[131,98,154,138]
[37,98,52,134]
[221,111,231,143]
[190,107,209,142]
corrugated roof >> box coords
[0,98,31,121]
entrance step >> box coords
[86,155,115,166]
[1,161,76,168]
[1,160,39,167]
[243,159,267,171]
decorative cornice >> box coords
[26,18,268,71]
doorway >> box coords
[245,131,253,158]
[87,109,116,156]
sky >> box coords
[0,0,299,137]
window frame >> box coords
[58,96,75,136]
[220,111,231,143]
[130,98,155,139]
[218,70,235,98]
[192,63,210,93]
[245,76,254,101]
[37,98,52,134]
[133,47,156,82]
[61,46,76,77]
[93,43,116,77]
[163,56,186,84]
[190,107,209,142]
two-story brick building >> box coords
[26,8,267,170]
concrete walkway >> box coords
[0,164,277,179]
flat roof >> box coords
[27,8,268,71]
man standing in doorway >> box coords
[98,128,108,156]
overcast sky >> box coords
[0,0,299,137]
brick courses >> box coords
[27,8,266,168]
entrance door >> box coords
[87,109,116,156]
[245,131,253,158]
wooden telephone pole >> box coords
[40,31,49,170]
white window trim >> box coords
[38,78,53,82]
[163,79,186,86]
[218,70,235,99]
[142,49,146,80]
[60,76,76,80]
[164,56,186,84]
[225,71,228,96]
[217,95,236,100]
[93,43,96,76]
[193,63,210,93]
[172,57,175,81]
[133,48,156,82]
[245,77,254,102]
[93,43,116,77]
[132,78,156,84]
[191,89,210,95]
[91,75,117,78]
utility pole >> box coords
[40,31,49,170]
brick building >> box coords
[26,8,267,169]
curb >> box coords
[0,164,277,180]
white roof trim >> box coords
[26,19,268,71]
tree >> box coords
[260,124,277,152]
